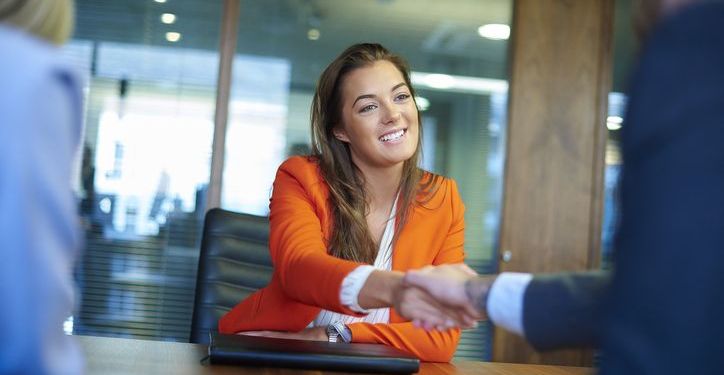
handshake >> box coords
[391,264,497,331]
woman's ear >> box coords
[332,127,350,143]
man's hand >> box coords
[405,264,477,305]
[398,264,497,329]
[393,281,477,330]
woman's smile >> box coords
[379,128,407,143]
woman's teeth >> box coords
[380,129,405,142]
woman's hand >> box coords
[395,264,486,330]
[239,326,328,341]
[393,281,478,331]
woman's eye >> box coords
[395,93,411,101]
[360,104,376,113]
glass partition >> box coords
[65,0,223,340]
[602,0,637,267]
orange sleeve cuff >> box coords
[347,322,459,362]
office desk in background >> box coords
[77,335,593,375]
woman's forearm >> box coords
[357,270,405,309]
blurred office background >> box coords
[62,0,632,361]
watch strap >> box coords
[327,322,351,343]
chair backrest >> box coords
[189,208,273,344]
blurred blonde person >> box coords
[0,0,84,374]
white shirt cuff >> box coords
[340,265,376,313]
[487,272,533,336]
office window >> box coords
[66,0,223,340]
[601,0,637,267]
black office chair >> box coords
[189,208,273,344]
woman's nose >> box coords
[383,108,402,125]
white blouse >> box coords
[312,198,398,327]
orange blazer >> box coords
[219,156,466,362]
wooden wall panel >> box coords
[493,0,613,366]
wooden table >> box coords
[77,335,593,374]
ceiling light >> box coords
[165,32,181,42]
[607,116,623,131]
[415,96,430,111]
[607,115,623,124]
[477,24,510,40]
[420,73,454,89]
[154,0,167,3]
[607,122,622,131]
[307,28,320,41]
[161,13,176,24]
[411,72,508,94]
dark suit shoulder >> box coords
[624,2,724,156]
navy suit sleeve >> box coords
[523,271,610,350]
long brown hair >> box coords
[310,43,441,264]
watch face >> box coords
[329,322,351,343]
[326,325,339,342]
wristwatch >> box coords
[326,322,351,343]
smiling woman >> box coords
[218,43,474,362]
